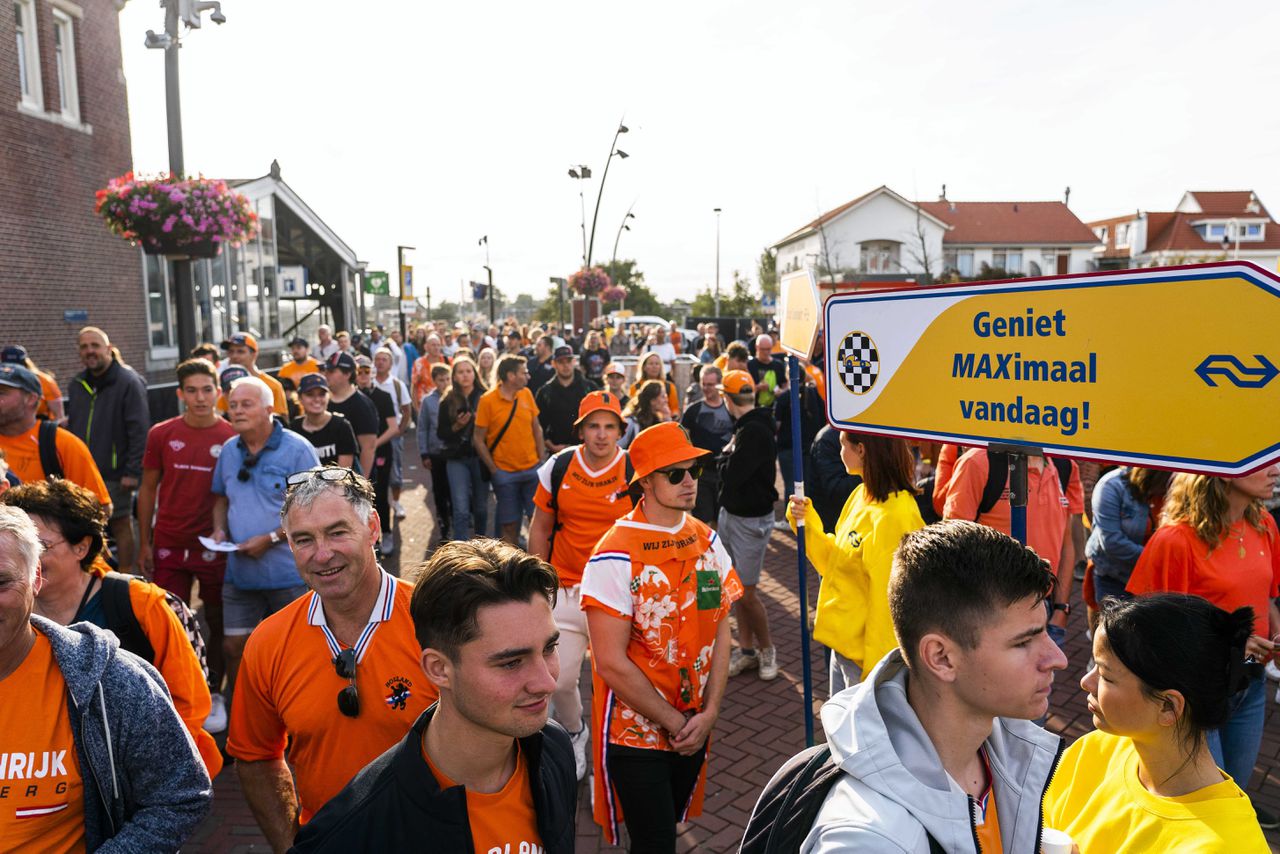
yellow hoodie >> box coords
[788,485,924,670]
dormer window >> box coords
[1196,221,1265,242]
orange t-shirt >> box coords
[0,423,110,507]
[942,450,1084,572]
[627,379,680,416]
[227,572,437,823]
[533,448,632,587]
[411,355,449,409]
[85,560,221,777]
[0,630,86,854]
[581,505,743,844]
[36,371,62,420]
[1128,517,1280,638]
[216,367,288,415]
[475,387,540,472]
[278,358,321,387]
[423,740,542,852]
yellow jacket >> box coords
[788,486,924,670]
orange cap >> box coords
[627,421,709,483]
[573,390,625,428]
[719,369,755,396]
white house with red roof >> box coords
[1087,191,1280,271]
[772,186,1101,283]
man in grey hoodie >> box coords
[778,520,1068,853]
[0,506,211,852]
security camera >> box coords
[210,9,226,23]
[144,29,173,49]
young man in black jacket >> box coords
[716,369,780,681]
[290,539,576,854]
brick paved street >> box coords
[188,460,1280,852]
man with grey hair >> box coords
[211,376,320,705]
[0,505,213,850]
[316,324,339,362]
[226,467,434,850]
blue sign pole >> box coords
[788,354,816,747]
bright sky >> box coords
[118,0,1280,304]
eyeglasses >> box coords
[286,466,359,488]
[654,463,703,485]
[38,537,66,553]
[334,648,360,717]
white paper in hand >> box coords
[198,535,240,553]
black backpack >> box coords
[978,451,1073,519]
[741,744,946,854]
[546,448,641,556]
[100,572,210,683]
[37,419,63,480]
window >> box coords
[956,250,974,277]
[51,9,78,122]
[992,248,1022,274]
[144,253,176,351]
[1208,224,1226,238]
[1247,223,1263,238]
[1115,224,1130,247]
[1094,226,1108,242]
[14,0,42,110]
[859,241,900,273]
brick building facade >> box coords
[0,0,146,387]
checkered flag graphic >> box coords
[837,332,880,394]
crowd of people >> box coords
[0,316,1275,853]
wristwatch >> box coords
[1050,602,1071,616]
[269,530,282,545]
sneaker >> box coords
[1254,801,1280,830]
[205,693,228,734]
[758,646,779,681]
[728,648,758,676]
[380,531,397,555]
[393,499,407,519]
[568,726,589,781]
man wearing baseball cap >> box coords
[602,362,630,408]
[528,390,635,780]
[716,369,781,682]
[219,332,287,416]
[535,345,595,456]
[0,364,109,505]
[1,344,65,423]
[580,421,743,849]
[323,352,379,479]
[278,336,321,388]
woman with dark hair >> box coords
[436,355,489,540]
[1087,466,1172,603]
[1045,593,1268,852]
[787,430,924,692]
[628,352,679,416]
[618,379,670,448]
[1126,465,1280,827]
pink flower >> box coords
[161,215,178,233]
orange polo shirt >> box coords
[216,367,288,415]
[475,387,540,472]
[942,450,1084,572]
[0,423,109,507]
[227,571,436,823]
[278,358,321,387]
[581,505,743,844]
[0,629,86,854]
[533,447,632,588]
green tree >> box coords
[431,300,461,324]
[758,248,778,299]
[689,270,757,317]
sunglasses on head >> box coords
[286,466,359,488]
[334,648,360,717]
[654,463,703,485]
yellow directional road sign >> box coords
[778,268,821,359]
[823,261,1280,476]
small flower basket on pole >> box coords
[602,284,628,311]
[95,172,258,259]
[568,266,611,329]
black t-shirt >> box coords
[580,347,610,384]
[289,414,358,466]
[535,373,593,447]
[360,386,397,447]
[747,357,787,404]
[328,389,379,438]
[528,357,556,394]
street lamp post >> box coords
[550,277,567,329]
[1222,218,1241,260]
[145,0,227,357]
[586,122,629,268]
[714,207,722,317]
[397,245,415,339]
[611,207,636,265]
[568,166,591,266]
[479,235,494,324]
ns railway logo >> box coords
[836,331,880,395]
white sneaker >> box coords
[758,646,779,681]
[569,726,589,781]
[393,499,407,519]
[205,693,228,734]
[381,531,397,555]
[728,648,759,677]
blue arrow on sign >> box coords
[1195,354,1279,388]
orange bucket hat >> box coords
[627,422,709,484]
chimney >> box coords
[1064,186,1071,207]
[939,183,947,201]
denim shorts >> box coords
[717,509,774,586]
[222,583,308,635]
[491,465,539,526]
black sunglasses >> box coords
[334,648,359,718]
[286,466,359,488]
[237,449,262,482]
[654,463,703,485]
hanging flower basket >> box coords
[601,284,628,304]
[568,266,612,298]
[94,172,258,258]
